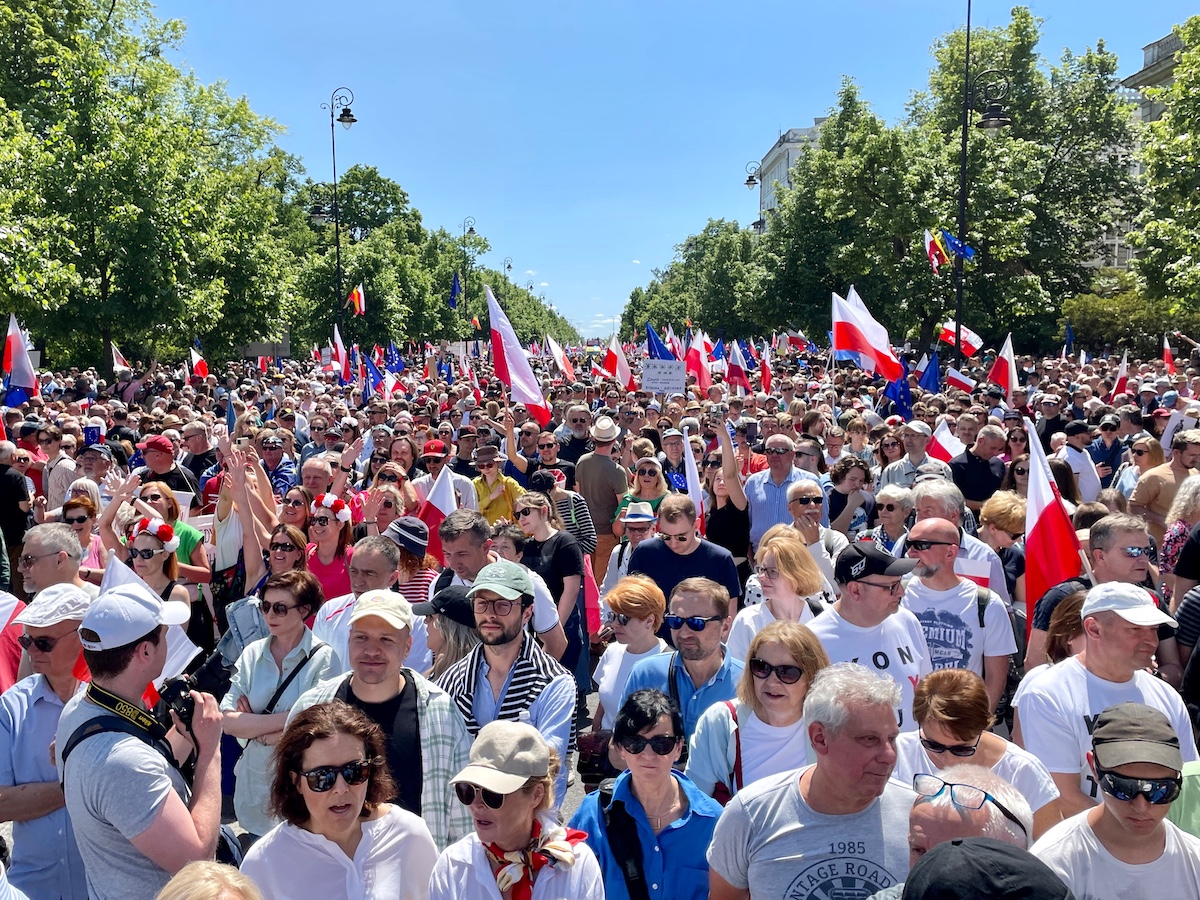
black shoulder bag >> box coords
[599,778,651,900]
[666,653,689,768]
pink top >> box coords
[306,543,353,601]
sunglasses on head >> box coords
[663,613,722,632]
[919,731,981,757]
[127,548,163,560]
[18,633,67,653]
[913,774,1028,839]
[299,760,372,792]
[748,657,803,684]
[269,541,298,553]
[1095,767,1182,805]
[455,782,507,809]
[619,734,680,756]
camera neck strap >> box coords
[86,683,168,741]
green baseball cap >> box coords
[467,560,533,603]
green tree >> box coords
[1060,268,1200,355]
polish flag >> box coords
[1164,335,1176,375]
[1107,349,1129,402]
[3,315,37,391]
[604,334,636,392]
[685,339,712,395]
[333,325,350,383]
[417,462,459,565]
[914,353,929,379]
[189,348,209,380]
[938,320,983,357]
[927,418,966,463]
[546,333,575,381]
[458,351,483,405]
[986,333,1018,404]
[725,340,752,396]
[945,367,976,393]
[831,291,902,381]
[486,286,551,425]
[1023,415,1082,635]
[111,341,131,373]
[681,425,706,536]
[590,360,614,380]
[759,343,773,395]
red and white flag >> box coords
[927,419,966,463]
[831,291,903,381]
[546,333,575,381]
[681,425,706,536]
[685,338,712,395]
[1164,335,1176,375]
[458,352,483,405]
[938,320,983,357]
[945,367,976,393]
[725,341,752,396]
[925,230,949,274]
[1023,416,1082,634]
[189,348,209,380]
[986,333,1018,404]
[417,462,459,565]
[486,286,551,425]
[1108,349,1129,401]
[604,334,636,392]
[333,325,350,383]
[590,360,614,381]
[914,353,929,379]
[3,314,37,390]
[759,343,773,395]
[111,341,131,373]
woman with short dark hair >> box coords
[571,689,721,900]
[240,701,437,899]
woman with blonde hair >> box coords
[1161,475,1200,604]
[1115,435,1165,499]
[612,455,670,536]
[155,861,263,900]
[727,527,827,661]
[979,491,1027,608]
[686,621,830,801]
[416,585,482,680]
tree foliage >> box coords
[1060,268,1200,355]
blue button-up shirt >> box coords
[569,769,722,900]
[745,466,825,549]
[621,649,744,739]
[0,675,87,899]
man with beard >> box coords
[437,561,575,813]
[557,404,594,464]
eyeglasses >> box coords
[257,598,300,616]
[269,542,298,553]
[310,426,326,432]
[1006,531,1024,541]
[880,503,905,512]
[702,459,722,468]
[907,539,955,551]
[474,597,520,616]
[788,496,821,506]
[919,731,982,757]
[1132,448,1149,457]
[63,515,90,525]
[913,774,1028,839]
[283,498,307,508]
[1095,767,1182,805]
[603,612,632,626]
[635,468,659,478]
[36,437,54,445]
[569,417,588,424]
[142,494,164,503]
[376,473,400,483]
[455,782,506,809]
[1011,466,1029,476]
[515,507,538,518]
[618,734,680,756]
[663,613,723,632]
[659,531,693,543]
[380,500,395,509]
[18,633,68,653]
[477,462,496,471]
[298,760,372,792]
[127,548,164,560]
[311,516,333,527]
[537,442,557,450]
[748,657,804,684]
[625,524,652,535]
[754,565,780,579]
[371,454,390,463]
[1009,434,1028,442]
[1100,425,1117,432]
[857,579,903,595]
[1119,546,1151,558]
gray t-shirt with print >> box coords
[56,692,190,900]
[708,765,916,900]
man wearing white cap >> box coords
[290,589,472,851]
[0,584,90,899]
[877,421,952,490]
[55,582,223,900]
[1018,582,1198,820]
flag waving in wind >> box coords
[938,320,983,357]
[1164,335,1177,375]
[449,272,461,310]
[111,341,131,373]
[189,348,209,380]
[831,291,902,381]
[347,283,366,316]
[986,334,1018,404]
[3,314,37,390]
[546,333,575,381]
[924,230,949,274]
[486,286,551,425]
[1023,415,1082,629]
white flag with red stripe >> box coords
[945,367,976,393]
[189,348,209,380]
[112,341,131,373]
[1164,335,1177,375]
[759,342,773,395]
[486,286,551,425]
[682,425,706,536]
[831,291,902,381]
[938,320,983,357]
[986,333,1018,404]
[1023,416,1082,630]
[604,334,636,391]
[927,419,966,463]
[914,353,929,379]
[546,333,575,381]
[417,462,460,565]
[1108,349,1129,401]
[725,340,752,396]
[3,314,37,390]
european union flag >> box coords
[226,393,237,434]
[1065,320,1076,351]
[882,358,913,419]
[449,272,461,309]
[385,341,406,374]
[364,356,385,396]
[918,350,941,393]
[646,324,676,360]
[940,229,976,261]
[711,338,725,361]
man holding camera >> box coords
[56,583,223,900]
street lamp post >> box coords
[460,216,476,312]
[501,257,513,298]
[953,0,1010,367]
[321,87,357,327]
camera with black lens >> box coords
[159,675,197,730]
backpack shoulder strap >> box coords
[60,716,177,784]
[725,700,743,793]
[806,595,825,619]
[976,586,990,630]
[667,652,681,711]
[599,778,651,900]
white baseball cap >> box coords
[1080,582,1177,629]
[78,582,190,651]
[15,584,91,627]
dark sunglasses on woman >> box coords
[298,760,372,792]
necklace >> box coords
[641,784,684,830]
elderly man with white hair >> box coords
[707,663,916,900]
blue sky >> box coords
[155,1,1192,338]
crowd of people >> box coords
[0,344,1197,897]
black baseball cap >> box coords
[834,542,917,585]
[902,837,1074,899]
[412,584,476,630]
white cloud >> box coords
[539,281,549,287]
[525,269,537,276]
[632,259,641,265]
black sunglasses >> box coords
[748,657,803,684]
[63,515,90,525]
[18,633,67,653]
[635,468,659,478]
[907,539,955,551]
[455,782,506,809]
[764,447,792,456]
[298,760,372,792]
[269,542,298,553]
[127,548,163,560]
[258,599,300,617]
[619,734,680,756]
[516,507,538,518]
[1095,767,1182,805]
[283,498,307,508]
[537,442,557,449]
[789,496,821,506]
[376,473,400,483]
[663,613,722,632]
[603,612,632,626]
[702,459,722,468]
[919,731,981,757]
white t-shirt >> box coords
[891,731,1060,814]
[1018,657,1199,803]
[1033,811,1200,899]
[593,639,669,731]
[727,600,823,665]
[738,709,810,788]
[1010,661,1053,711]
[807,606,932,733]
[901,579,1016,675]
